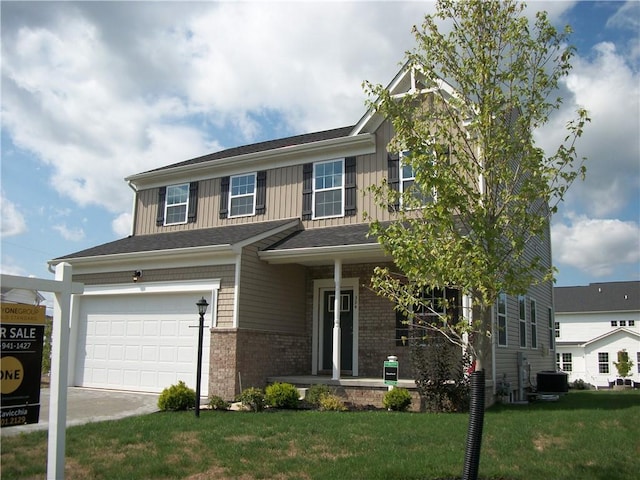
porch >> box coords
[267,375,422,411]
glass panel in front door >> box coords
[322,290,353,371]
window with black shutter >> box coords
[302,163,313,220]
[387,152,400,212]
[219,176,230,219]
[187,181,198,223]
[156,186,167,226]
[256,170,267,215]
[344,157,357,216]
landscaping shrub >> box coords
[158,381,196,411]
[238,387,266,412]
[383,387,412,411]
[318,393,348,412]
[411,332,470,412]
[209,395,230,410]
[265,382,300,409]
[570,379,590,390]
[305,384,332,407]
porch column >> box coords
[332,259,342,380]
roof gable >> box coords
[581,327,640,348]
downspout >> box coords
[332,258,342,380]
[491,304,497,394]
[126,181,139,237]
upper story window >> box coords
[229,173,256,217]
[302,158,356,220]
[400,150,433,208]
[314,159,344,218]
[219,171,266,219]
[165,184,190,225]
[156,182,199,227]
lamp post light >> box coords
[195,296,209,418]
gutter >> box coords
[259,243,385,264]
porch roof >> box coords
[260,223,389,266]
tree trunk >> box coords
[462,369,485,480]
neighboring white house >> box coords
[554,281,640,387]
[0,286,45,305]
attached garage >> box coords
[71,281,219,397]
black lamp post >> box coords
[195,296,209,417]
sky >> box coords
[1,1,639,312]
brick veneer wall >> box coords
[307,263,414,379]
[209,328,310,400]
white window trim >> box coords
[518,294,527,348]
[399,150,436,208]
[497,292,508,347]
[312,158,345,219]
[530,298,537,349]
[229,172,257,218]
[164,183,189,225]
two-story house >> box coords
[50,65,555,407]
[554,281,640,387]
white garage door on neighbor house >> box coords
[74,282,218,397]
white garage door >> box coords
[76,291,211,396]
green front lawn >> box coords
[2,390,638,479]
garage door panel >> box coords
[93,344,107,359]
[125,345,140,361]
[109,345,124,360]
[77,292,211,395]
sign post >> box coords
[383,355,399,388]
[1,303,46,428]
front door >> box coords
[322,290,353,372]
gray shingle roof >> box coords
[265,223,378,251]
[140,126,354,174]
[554,281,640,313]
[53,219,298,260]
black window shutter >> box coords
[345,157,357,216]
[187,181,199,223]
[302,163,313,220]
[219,176,230,219]
[387,152,400,213]
[255,171,267,215]
[156,186,166,226]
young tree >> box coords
[364,1,588,478]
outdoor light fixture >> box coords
[194,296,209,417]
[132,270,142,282]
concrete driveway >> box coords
[1,387,159,437]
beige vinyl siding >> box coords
[133,122,397,235]
[237,233,306,334]
[493,221,555,395]
[72,265,237,329]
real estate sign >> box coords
[1,303,46,427]
[383,360,398,386]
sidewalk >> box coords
[1,387,159,437]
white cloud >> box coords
[536,40,639,218]
[552,214,640,277]
[112,212,132,237]
[1,193,27,237]
[0,256,29,276]
[52,224,85,242]
[1,2,428,219]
